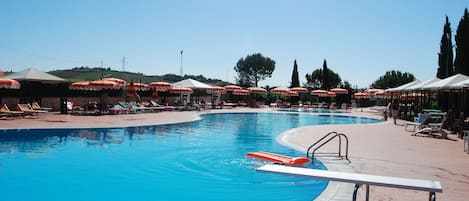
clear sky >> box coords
[0,0,468,88]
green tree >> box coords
[234,53,275,87]
[371,70,415,89]
[290,60,300,88]
[455,8,469,76]
[437,15,454,79]
[305,59,341,89]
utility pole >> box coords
[180,50,183,76]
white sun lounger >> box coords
[257,164,442,201]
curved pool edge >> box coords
[276,126,359,201]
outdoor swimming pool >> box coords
[0,113,380,201]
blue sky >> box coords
[0,0,468,88]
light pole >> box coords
[180,50,183,76]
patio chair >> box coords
[0,104,24,118]
[17,103,48,116]
[31,102,53,112]
[412,116,448,139]
[405,113,431,131]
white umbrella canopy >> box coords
[448,76,469,89]
[403,78,441,91]
[4,68,65,83]
[421,74,469,90]
[172,78,213,89]
[387,80,421,92]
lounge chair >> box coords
[31,102,53,112]
[412,123,448,139]
[0,104,24,118]
[108,104,128,115]
[412,116,448,139]
[17,103,48,116]
[405,113,431,131]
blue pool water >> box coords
[0,113,380,201]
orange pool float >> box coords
[245,151,310,166]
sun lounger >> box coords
[405,113,431,131]
[0,104,24,118]
[412,122,448,139]
[17,103,48,116]
[31,102,53,112]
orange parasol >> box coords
[207,86,226,94]
[330,88,348,94]
[290,87,308,93]
[148,81,172,92]
[0,78,21,89]
[247,87,267,94]
[103,78,126,86]
[169,87,193,94]
[288,91,299,97]
[88,80,121,90]
[232,89,249,96]
[224,85,242,91]
[69,81,94,90]
[271,87,290,96]
[311,89,328,96]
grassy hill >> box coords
[48,67,231,85]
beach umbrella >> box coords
[330,88,348,94]
[69,81,95,90]
[207,86,226,94]
[354,92,370,98]
[247,87,267,94]
[148,81,172,92]
[327,91,337,97]
[224,85,242,91]
[311,89,328,96]
[169,87,193,94]
[232,89,249,96]
[290,87,308,93]
[103,78,126,86]
[271,87,290,96]
[126,83,148,91]
[0,78,21,89]
[88,80,121,90]
[289,91,299,97]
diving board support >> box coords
[257,164,442,201]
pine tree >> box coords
[290,60,300,88]
[455,8,469,75]
[437,16,454,79]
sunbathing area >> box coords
[1,107,468,201]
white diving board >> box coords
[257,164,442,201]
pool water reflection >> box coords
[0,113,380,201]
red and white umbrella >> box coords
[247,87,267,94]
[327,91,337,97]
[232,89,249,96]
[89,80,121,90]
[289,91,299,97]
[330,88,348,94]
[311,89,328,96]
[126,83,149,92]
[290,87,308,93]
[169,87,193,94]
[207,86,226,94]
[148,81,172,92]
[0,78,21,89]
[224,85,242,91]
[69,81,94,90]
[103,78,126,86]
[354,92,370,99]
[271,87,290,96]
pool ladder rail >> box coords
[306,131,350,164]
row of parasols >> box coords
[1,76,385,98]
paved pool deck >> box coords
[1,107,468,201]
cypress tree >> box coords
[290,60,300,88]
[437,16,454,79]
[455,8,469,75]
[322,59,329,89]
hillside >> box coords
[48,67,231,85]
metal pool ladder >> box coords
[306,131,350,163]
